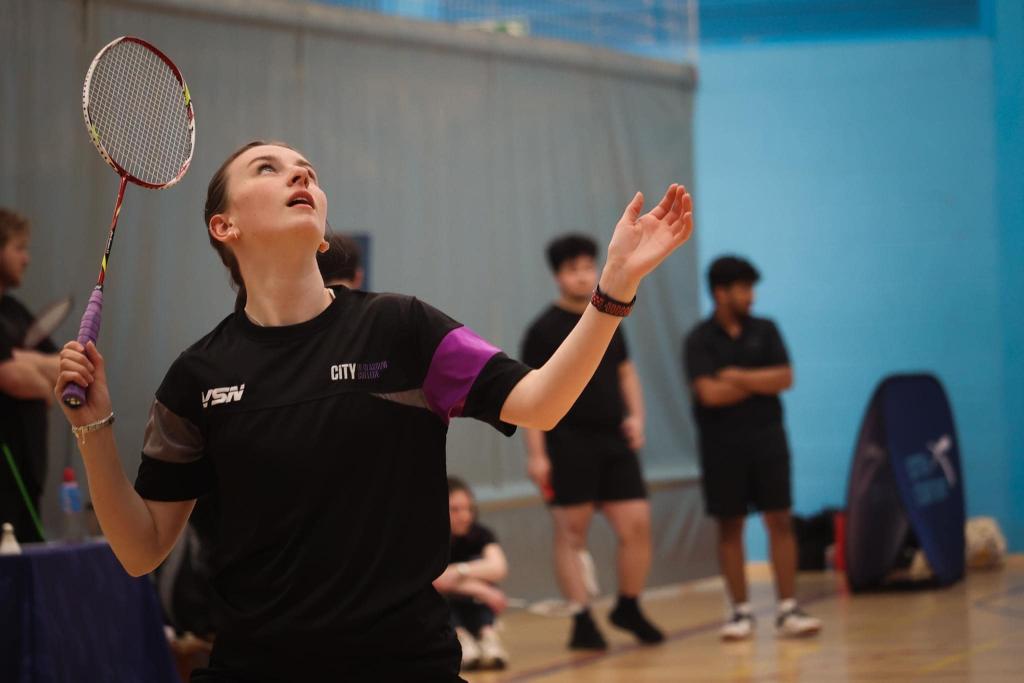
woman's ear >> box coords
[317,239,330,254]
[209,213,239,245]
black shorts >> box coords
[545,425,647,507]
[699,425,792,518]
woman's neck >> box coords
[242,260,333,327]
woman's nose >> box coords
[289,166,310,186]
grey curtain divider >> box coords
[1,0,700,515]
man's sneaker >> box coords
[456,626,481,670]
[569,609,608,650]
[478,627,509,670]
[720,612,755,641]
[775,606,822,638]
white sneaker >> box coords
[720,612,755,641]
[456,626,481,670]
[478,627,509,670]
[775,607,822,638]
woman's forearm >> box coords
[76,427,192,576]
[502,299,626,430]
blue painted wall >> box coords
[322,0,1023,560]
[993,0,1023,553]
[695,6,1021,560]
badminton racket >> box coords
[23,295,73,349]
[63,36,195,407]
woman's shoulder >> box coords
[160,313,239,382]
[341,290,454,329]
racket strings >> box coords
[87,40,192,186]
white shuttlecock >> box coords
[0,522,22,555]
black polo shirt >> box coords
[683,315,790,440]
[134,287,531,678]
[521,304,628,430]
[0,294,57,497]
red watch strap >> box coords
[591,286,635,317]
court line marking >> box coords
[972,581,1024,620]
[916,636,1004,676]
[496,589,838,682]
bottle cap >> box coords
[63,467,77,483]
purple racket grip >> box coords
[61,288,104,408]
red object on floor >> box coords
[834,511,847,573]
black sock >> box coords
[616,595,639,611]
[610,595,665,644]
[569,608,608,650]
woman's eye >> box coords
[258,163,275,174]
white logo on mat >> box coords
[927,434,957,486]
[202,384,245,408]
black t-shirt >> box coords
[521,305,628,430]
[0,294,57,494]
[449,522,497,564]
[133,287,530,675]
[683,315,790,441]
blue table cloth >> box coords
[0,540,178,683]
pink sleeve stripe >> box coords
[422,326,501,423]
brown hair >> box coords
[0,208,30,249]
[449,475,479,497]
[316,232,362,284]
[204,140,295,308]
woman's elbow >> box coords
[112,546,162,577]
[120,558,156,578]
[508,406,560,431]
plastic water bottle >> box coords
[60,467,86,542]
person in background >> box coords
[521,233,664,650]
[683,255,821,640]
[316,232,364,289]
[433,477,510,671]
[0,208,59,542]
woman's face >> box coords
[220,144,329,253]
[449,490,474,537]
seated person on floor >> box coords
[433,476,510,671]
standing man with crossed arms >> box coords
[684,255,821,640]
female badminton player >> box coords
[55,141,693,682]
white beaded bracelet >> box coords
[71,412,115,444]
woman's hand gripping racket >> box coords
[63,36,195,407]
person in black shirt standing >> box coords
[433,477,509,671]
[0,208,60,543]
[522,234,664,650]
[683,256,821,640]
[54,141,693,681]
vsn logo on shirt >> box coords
[202,384,245,408]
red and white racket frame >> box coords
[82,35,195,190]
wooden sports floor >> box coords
[465,556,1024,682]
